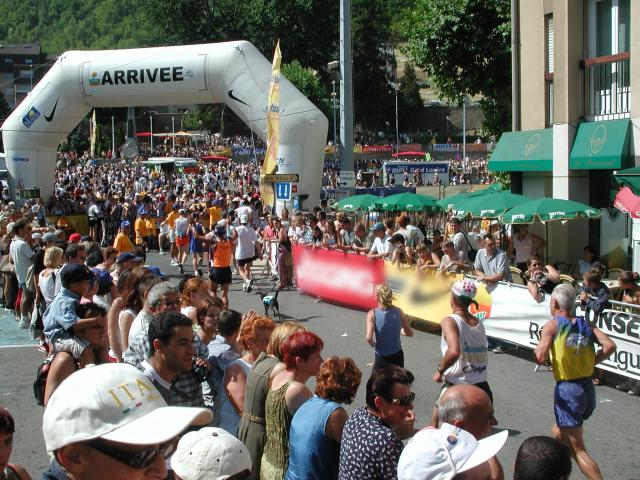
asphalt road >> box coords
[1,252,639,479]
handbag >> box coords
[461,233,478,262]
[0,255,14,274]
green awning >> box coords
[570,119,630,169]
[614,166,640,194]
[488,128,553,172]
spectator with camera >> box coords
[525,255,561,303]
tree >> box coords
[401,0,511,134]
[282,61,331,118]
[398,63,423,133]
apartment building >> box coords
[0,43,53,110]
[489,0,636,267]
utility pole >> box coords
[339,0,354,188]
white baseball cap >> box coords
[171,427,252,480]
[42,363,213,452]
[397,424,508,480]
[240,214,249,224]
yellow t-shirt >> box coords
[134,218,149,244]
[145,218,157,234]
[208,206,222,229]
[113,232,134,253]
[166,211,179,229]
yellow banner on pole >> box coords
[260,40,282,207]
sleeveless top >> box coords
[212,239,232,268]
[550,315,596,382]
[218,358,252,435]
[513,232,534,264]
[286,396,341,480]
[261,380,295,480]
[238,353,281,480]
[189,223,205,252]
[441,313,488,385]
[373,307,402,356]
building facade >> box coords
[490,0,637,268]
[0,43,53,110]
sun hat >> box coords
[171,427,252,480]
[42,363,212,453]
[397,424,508,480]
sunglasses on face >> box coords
[88,437,178,469]
[387,392,415,407]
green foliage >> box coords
[281,60,330,117]
[398,63,423,132]
[401,0,511,134]
[0,0,152,52]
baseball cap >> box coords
[121,220,131,228]
[240,214,249,224]
[371,222,385,231]
[116,252,143,264]
[397,424,508,480]
[171,427,252,480]
[42,232,57,243]
[90,268,114,290]
[43,363,212,453]
[214,225,226,236]
[68,233,82,243]
[31,232,42,240]
[60,263,95,287]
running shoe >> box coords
[629,382,640,396]
[616,379,635,391]
[19,318,30,329]
[170,260,178,266]
[492,346,505,354]
[178,264,185,275]
[159,250,165,255]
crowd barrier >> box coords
[291,244,640,380]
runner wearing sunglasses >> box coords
[41,363,212,480]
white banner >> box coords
[481,282,640,381]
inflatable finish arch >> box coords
[0,41,328,206]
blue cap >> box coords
[90,268,114,290]
[147,266,165,278]
[214,225,226,236]
[120,220,131,228]
[371,222,385,231]
[116,252,143,264]
[60,263,95,288]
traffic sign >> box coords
[263,173,299,183]
[275,182,292,201]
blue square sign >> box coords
[275,182,291,201]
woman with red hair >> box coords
[260,331,324,480]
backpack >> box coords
[33,355,55,406]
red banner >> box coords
[292,245,384,310]
[361,145,394,153]
[614,186,640,218]
[399,144,423,152]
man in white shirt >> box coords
[232,214,259,292]
[368,222,392,260]
[10,218,35,328]
[449,218,470,261]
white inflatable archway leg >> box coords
[0,41,328,207]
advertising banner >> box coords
[292,245,384,310]
[291,247,640,380]
[82,55,206,96]
[432,143,460,152]
[399,144,423,152]
[361,145,394,153]
[383,162,449,175]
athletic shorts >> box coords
[176,236,189,248]
[210,266,232,285]
[554,378,596,427]
[237,257,253,267]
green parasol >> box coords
[372,192,441,212]
[453,192,530,219]
[436,184,504,211]
[335,194,380,212]
[499,197,602,224]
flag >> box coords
[90,110,98,157]
[260,40,282,207]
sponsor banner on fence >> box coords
[292,245,385,310]
[432,143,460,152]
[291,247,640,380]
[398,144,423,152]
[383,162,449,175]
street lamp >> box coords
[461,95,469,167]
[391,82,401,153]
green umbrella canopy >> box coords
[373,192,441,212]
[499,197,602,224]
[436,184,504,211]
[614,167,640,195]
[453,192,530,219]
[335,194,380,212]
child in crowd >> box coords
[43,263,107,365]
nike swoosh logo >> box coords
[44,99,59,122]
[228,90,251,107]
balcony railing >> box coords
[583,52,630,119]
